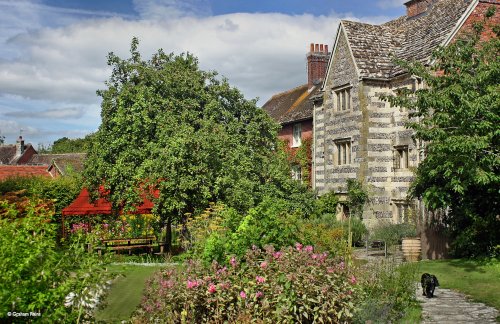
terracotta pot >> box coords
[402,237,421,262]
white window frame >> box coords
[292,123,302,147]
[291,164,302,182]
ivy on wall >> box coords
[281,137,312,186]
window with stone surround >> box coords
[292,123,302,147]
[393,200,413,224]
[393,145,409,169]
[335,138,351,165]
[291,164,302,181]
[333,85,351,112]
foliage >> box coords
[314,190,339,217]
[0,175,81,217]
[39,134,95,153]
[0,195,111,322]
[179,199,311,263]
[83,38,310,251]
[370,221,418,247]
[301,214,368,252]
[282,137,313,185]
[382,14,499,257]
[346,179,369,219]
[355,261,419,323]
[134,245,361,323]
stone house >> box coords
[263,44,330,185]
[313,0,499,226]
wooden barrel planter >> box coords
[402,237,421,262]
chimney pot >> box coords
[307,43,330,89]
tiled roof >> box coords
[262,84,319,125]
[0,146,16,165]
[342,0,474,79]
[29,153,86,174]
[0,165,51,180]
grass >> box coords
[417,258,500,315]
[94,263,166,323]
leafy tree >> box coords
[84,38,311,252]
[45,134,95,153]
[383,12,499,256]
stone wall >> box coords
[314,27,421,227]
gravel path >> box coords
[416,284,499,323]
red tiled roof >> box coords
[0,165,50,180]
[262,84,319,125]
[62,187,157,216]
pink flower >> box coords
[208,283,217,294]
[327,267,335,273]
[260,261,268,269]
[304,245,314,253]
[186,280,199,289]
[339,261,345,270]
[230,256,237,267]
[273,251,283,259]
[239,291,247,299]
[255,291,263,299]
[311,253,318,259]
[256,276,266,284]
[252,245,258,250]
[160,280,174,289]
[216,266,227,275]
[350,275,357,284]
[295,242,303,251]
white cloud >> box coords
[5,107,86,119]
[0,0,399,145]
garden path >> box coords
[354,249,499,323]
[416,285,499,323]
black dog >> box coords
[421,273,439,298]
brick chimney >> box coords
[16,136,25,156]
[307,43,330,89]
[404,0,435,18]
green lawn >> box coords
[417,258,500,311]
[94,264,166,323]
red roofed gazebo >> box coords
[61,187,157,237]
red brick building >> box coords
[263,44,330,185]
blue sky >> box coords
[0,0,406,147]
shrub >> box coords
[134,245,361,323]
[179,199,304,263]
[0,194,111,322]
[354,261,419,323]
[301,214,368,252]
[370,221,417,247]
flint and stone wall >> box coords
[314,29,419,228]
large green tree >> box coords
[84,38,310,251]
[384,14,499,256]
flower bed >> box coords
[134,244,361,323]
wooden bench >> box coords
[97,237,156,255]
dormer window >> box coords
[292,123,302,147]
